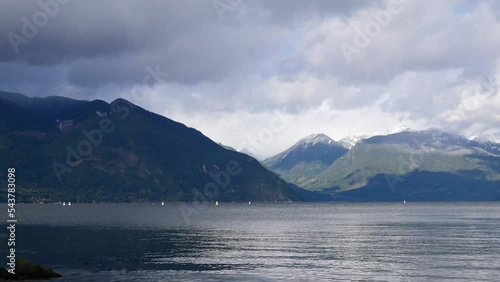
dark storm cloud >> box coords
[0,0,378,93]
[0,62,65,95]
[0,0,141,65]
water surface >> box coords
[5,202,500,281]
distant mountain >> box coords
[304,129,500,201]
[0,91,87,112]
[0,91,88,125]
[0,92,300,203]
[263,134,348,187]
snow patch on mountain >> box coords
[339,134,371,149]
[469,136,492,143]
[387,125,413,135]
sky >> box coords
[1,0,500,159]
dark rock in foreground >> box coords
[0,258,61,280]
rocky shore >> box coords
[0,259,61,280]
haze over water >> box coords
[10,203,500,281]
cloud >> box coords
[1,0,499,156]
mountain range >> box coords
[264,129,500,201]
[263,134,348,187]
[1,92,499,202]
[0,92,299,203]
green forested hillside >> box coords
[266,130,500,201]
[0,93,299,203]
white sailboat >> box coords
[215,201,219,206]
[68,202,72,206]
[161,201,165,206]
[62,202,66,206]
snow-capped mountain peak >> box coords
[263,133,348,171]
[339,134,371,149]
[297,133,334,146]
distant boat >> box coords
[403,200,406,204]
[68,202,72,206]
[215,201,219,206]
[62,202,66,206]
[161,201,165,206]
[248,201,251,205]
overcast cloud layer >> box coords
[1,0,499,159]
